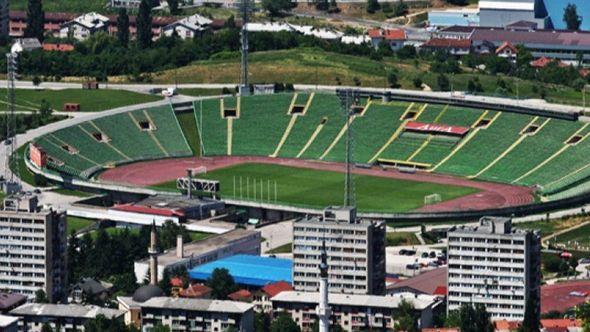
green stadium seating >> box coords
[143,106,192,157]
[479,119,583,183]
[232,94,293,156]
[436,112,534,176]
[194,98,228,156]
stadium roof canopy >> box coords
[188,255,292,287]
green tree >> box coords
[137,0,153,49]
[394,300,418,332]
[312,320,344,331]
[367,0,380,14]
[24,0,45,41]
[150,324,171,332]
[262,0,292,16]
[168,0,180,15]
[270,313,300,332]
[35,289,48,303]
[315,0,329,11]
[255,312,271,332]
[117,8,130,47]
[564,3,582,30]
[206,268,238,300]
[576,302,590,332]
[437,74,450,91]
[41,323,53,332]
[387,70,400,88]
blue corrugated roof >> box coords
[188,255,292,287]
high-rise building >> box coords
[0,0,8,39]
[292,206,386,295]
[447,217,541,321]
[0,194,67,303]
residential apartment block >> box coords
[272,291,441,332]
[0,194,67,303]
[447,217,541,321]
[117,296,254,332]
[292,206,386,295]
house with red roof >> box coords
[228,289,253,302]
[494,319,521,332]
[253,281,293,313]
[496,41,518,61]
[178,284,212,299]
[43,43,75,52]
[541,319,582,332]
[422,38,471,55]
[531,56,568,68]
[368,28,407,51]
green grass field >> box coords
[67,216,96,234]
[153,163,478,213]
[1,89,162,113]
[10,0,109,13]
[386,232,421,246]
[552,223,590,249]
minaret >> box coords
[148,221,159,286]
[316,240,330,332]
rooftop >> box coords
[0,293,26,310]
[261,281,293,298]
[423,38,471,49]
[168,14,212,31]
[471,28,590,48]
[272,291,439,310]
[137,229,258,267]
[118,296,253,313]
[189,255,292,287]
[10,303,123,319]
[180,284,212,298]
[388,267,447,295]
[113,194,219,218]
[228,289,252,301]
[0,315,18,328]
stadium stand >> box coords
[32,105,192,179]
[436,112,535,176]
[194,98,228,156]
[478,119,583,183]
[231,94,293,156]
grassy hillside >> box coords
[10,0,107,13]
[141,48,587,107]
[1,89,162,112]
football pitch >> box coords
[154,163,479,213]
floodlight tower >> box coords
[338,89,357,208]
[3,52,21,194]
[239,0,252,96]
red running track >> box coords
[98,156,535,213]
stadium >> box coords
[22,90,590,220]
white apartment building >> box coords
[447,217,541,321]
[117,296,254,332]
[0,194,67,303]
[10,303,124,332]
[292,206,386,295]
[59,12,110,40]
[272,291,442,332]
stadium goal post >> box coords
[424,193,442,205]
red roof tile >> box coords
[228,289,252,301]
[43,43,74,52]
[368,28,406,40]
[112,204,185,217]
[179,284,212,298]
[541,319,582,328]
[261,281,293,297]
[170,277,184,287]
[494,319,521,330]
[495,41,518,55]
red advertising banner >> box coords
[405,121,470,136]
